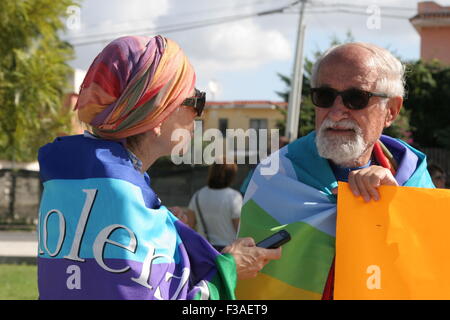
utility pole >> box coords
[286,0,307,142]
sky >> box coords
[63,0,450,102]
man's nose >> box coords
[327,95,349,121]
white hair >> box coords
[316,118,367,167]
[311,42,406,98]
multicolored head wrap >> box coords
[75,35,196,140]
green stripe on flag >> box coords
[195,253,237,300]
[239,199,335,294]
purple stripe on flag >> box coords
[173,220,222,284]
[38,257,190,300]
[381,135,418,186]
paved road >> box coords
[0,231,37,264]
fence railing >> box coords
[0,169,42,227]
[0,163,254,228]
[421,147,450,186]
[0,147,447,228]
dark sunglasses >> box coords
[311,87,389,110]
[182,88,206,116]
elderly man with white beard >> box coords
[236,43,435,300]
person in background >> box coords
[428,163,447,188]
[184,162,242,252]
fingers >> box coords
[169,207,189,224]
[237,237,256,247]
[227,238,283,280]
[360,170,381,201]
[261,247,282,261]
[349,167,379,202]
[348,165,398,202]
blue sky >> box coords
[64,0,450,101]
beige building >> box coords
[410,1,450,64]
[66,81,287,147]
[202,100,286,132]
[197,100,287,159]
[68,95,287,135]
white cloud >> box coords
[180,18,291,86]
[66,0,170,69]
[206,21,291,64]
[67,0,450,101]
[68,0,169,38]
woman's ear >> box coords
[151,123,162,137]
[384,96,403,128]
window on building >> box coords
[249,119,268,159]
[219,118,228,136]
[249,119,268,130]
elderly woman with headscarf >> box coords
[36,35,281,300]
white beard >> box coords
[316,118,367,167]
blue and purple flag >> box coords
[37,134,236,300]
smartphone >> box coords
[256,230,291,249]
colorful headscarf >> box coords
[75,35,196,140]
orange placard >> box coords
[335,182,450,300]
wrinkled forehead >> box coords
[316,46,380,90]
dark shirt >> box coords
[329,160,372,182]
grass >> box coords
[0,264,38,300]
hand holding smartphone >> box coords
[256,230,291,249]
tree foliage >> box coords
[0,0,78,162]
[403,60,450,149]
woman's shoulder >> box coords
[223,187,243,199]
[192,186,207,198]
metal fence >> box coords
[0,147,447,228]
[0,163,254,228]
[0,169,42,226]
[422,147,450,186]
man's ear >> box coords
[384,96,403,128]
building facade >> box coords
[410,1,450,64]
[202,100,286,133]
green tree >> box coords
[403,60,450,149]
[276,32,412,141]
[274,72,314,137]
[0,0,78,162]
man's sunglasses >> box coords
[310,87,389,110]
[182,88,206,116]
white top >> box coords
[188,186,243,246]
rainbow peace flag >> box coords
[37,134,236,300]
[236,132,434,299]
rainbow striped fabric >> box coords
[75,35,195,140]
[37,134,236,300]
[236,131,434,299]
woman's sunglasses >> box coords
[311,87,389,110]
[182,88,206,116]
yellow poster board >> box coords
[335,182,450,300]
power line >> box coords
[291,8,410,20]
[72,0,292,38]
[65,1,415,47]
[308,1,415,11]
[65,1,299,47]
